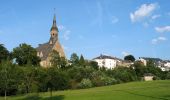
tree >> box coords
[12,43,40,66]
[70,53,79,65]
[0,61,20,98]
[0,44,9,63]
[124,55,135,62]
[50,50,67,69]
[46,67,68,98]
[133,61,146,79]
[89,61,99,70]
[79,54,85,66]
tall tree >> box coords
[79,54,85,66]
[50,50,67,68]
[124,55,135,62]
[70,53,79,65]
[0,44,9,63]
[0,61,19,98]
[12,43,40,66]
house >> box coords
[36,14,65,67]
[162,60,170,71]
[93,54,122,69]
[117,60,134,67]
[138,57,162,67]
[143,73,154,81]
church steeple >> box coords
[50,14,58,32]
[50,13,59,40]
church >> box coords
[36,14,65,67]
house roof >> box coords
[93,54,122,61]
[144,73,154,76]
[139,57,162,62]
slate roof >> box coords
[36,42,53,60]
[139,57,162,62]
[93,54,122,61]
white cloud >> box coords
[121,51,130,56]
[151,14,161,20]
[155,26,170,33]
[158,37,167,41]
[63,30,71,40]
[130,3,158,22]
[111,16,119,24]
[151,36,167,44]
[58,25,66,30]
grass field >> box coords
[1,80,170,100]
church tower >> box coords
[49,14,59,44]
[36,14,65,67]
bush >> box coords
[78,79,92,89]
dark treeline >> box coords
[0,43,170,96]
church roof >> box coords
[36,42,53,60]
[36,14,65,62]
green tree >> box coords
[70,53,79,65]
[89,61,99,70]
[133,61,146,79]
[50,50,67,69]
[12,43,40,66]
[124,55,135,62]
[0,44,9,63]
[78,78,92,89]
[79,54,85,66]
[46,68,69,98]
[0,61,20,98]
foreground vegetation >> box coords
[1,80,170,100]
[1,43,170,98]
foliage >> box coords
[0,44,9,63]
[0,61,20,96]
[70,53,79,65]
[78,78,92,89]
[79,54,85,66]
[12,43,40,66]
[50,50,67,69]
[124,55,135,62]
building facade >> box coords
[93,54,121,69]
[36,14,65,67]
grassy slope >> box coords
[1,80,170,100]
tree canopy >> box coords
[0,44,9,63]
[12,43,40,66]
[124,55,135,62]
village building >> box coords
[138,57,162,67]
[93,54,122,69]
[36,14,65,67]
[143,73,154,81]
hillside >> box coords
[1,80,170,100]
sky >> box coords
[0,0,170,60]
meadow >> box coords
[1,80,170,100]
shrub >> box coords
[78,79,92,89]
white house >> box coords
[138,57,163,67]
[143,73,154,81]
[93,54,121,69]
[162,61,170,71]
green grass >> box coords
[1,80,170,100]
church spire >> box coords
[50,13,58,32]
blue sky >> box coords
[0,0,170,60]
